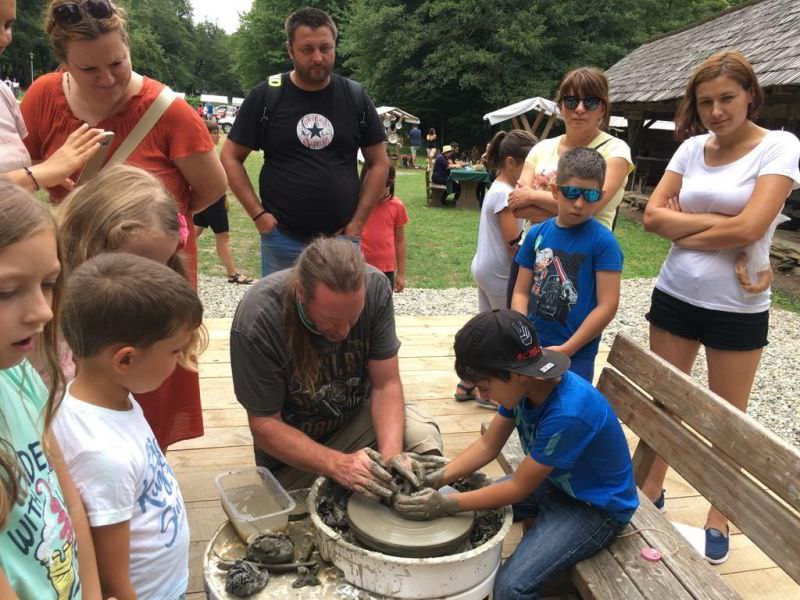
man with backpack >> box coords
[221,7,389,276]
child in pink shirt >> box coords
[361,166,410,291]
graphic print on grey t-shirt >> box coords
[284,336,370,440]
[296,113,334,150]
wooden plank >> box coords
[631,493,740,600]
[172,411,492,452]
[571,547,647,600]
[608,333,800,511]
[600,367,800,587]
[168,445,254,471]
[631,440,659,489]
[530,111,545,137]
[606,525,694,599]
[722,568,800,600]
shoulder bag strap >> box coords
[592,135,612,152]
[107,85,176,167]
[78,85,177,184]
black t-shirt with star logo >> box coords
[230,74,385,238]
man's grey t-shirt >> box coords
[230,268,400,468]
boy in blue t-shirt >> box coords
[393,310,638,600]
[512,147,623,382]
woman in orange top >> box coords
[22,0,227,448]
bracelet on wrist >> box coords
[23,167,40,192]
[252,210,268,222]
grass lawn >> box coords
[198,143,796,312]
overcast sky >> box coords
[192,0,253,34]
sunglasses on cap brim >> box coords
[561,95,602,111]
[53,0,114,26]
[558,185,602,203]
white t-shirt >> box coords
[52,385,189,600]
[656,130,800,312]
[0,80,31,175]
[471,180,521,296]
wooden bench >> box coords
[492,332,800,599]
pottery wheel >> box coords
[346,493,474,558]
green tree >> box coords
[194,21,242,96]
[0,0,54,86]
[338,0,750,145]
[233,0,350,92]
[124,0,197,92]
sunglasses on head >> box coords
[561,95,602,111]
[53,0,114,26]
[558,185,602,203]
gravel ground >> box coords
[200,274,799,448]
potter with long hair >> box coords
[231,237,443,495]
[21,0,227,448]
[641,50,800,564]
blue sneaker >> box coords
[705,526,730,564]
[653,489,666,513]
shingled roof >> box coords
[607,0,800,105]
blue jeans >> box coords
[260,228,308,277]
[260,229,362,277]
[493,479,626,600]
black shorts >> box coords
[192,196,229,234]
[645,288,769,351]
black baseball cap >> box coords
[454,310,570,380]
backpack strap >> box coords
[259,73,369,144]
[342,76,369,136]
[259,72,285,146]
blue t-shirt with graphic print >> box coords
[516,217,623,360]
[497,371,638,523]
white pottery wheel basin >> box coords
[309,477,513,599]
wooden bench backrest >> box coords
[598,332,800,585]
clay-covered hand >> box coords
[393,488,459,521]
[335,448,395,500]
[461,471,491,490]
[400,453,449,488]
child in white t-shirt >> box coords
[52,253,206,600]
[471,129,535,311]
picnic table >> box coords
[448,167,491,209]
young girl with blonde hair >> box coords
[0,181,102,599]
[56,164,201,449]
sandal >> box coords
[454,382,477,402]
[228,273,253,285]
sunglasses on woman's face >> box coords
[558,185,602,203]
[561,95,602,112]
[53,0,114,25]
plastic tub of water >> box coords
[215,467,295,542]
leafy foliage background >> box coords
[2,0,747,142]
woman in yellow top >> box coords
[509,67,633,231]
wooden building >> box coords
[606,0,800,188]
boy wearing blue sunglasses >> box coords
[511,147,623,382]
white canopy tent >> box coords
[376,106,421,126]
[200,93,228,104]
[482,96,562,140]
[483,97,560,126]
[609,115,675,131]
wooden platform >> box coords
[174,316,800,599]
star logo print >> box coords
[296,113,335,150]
